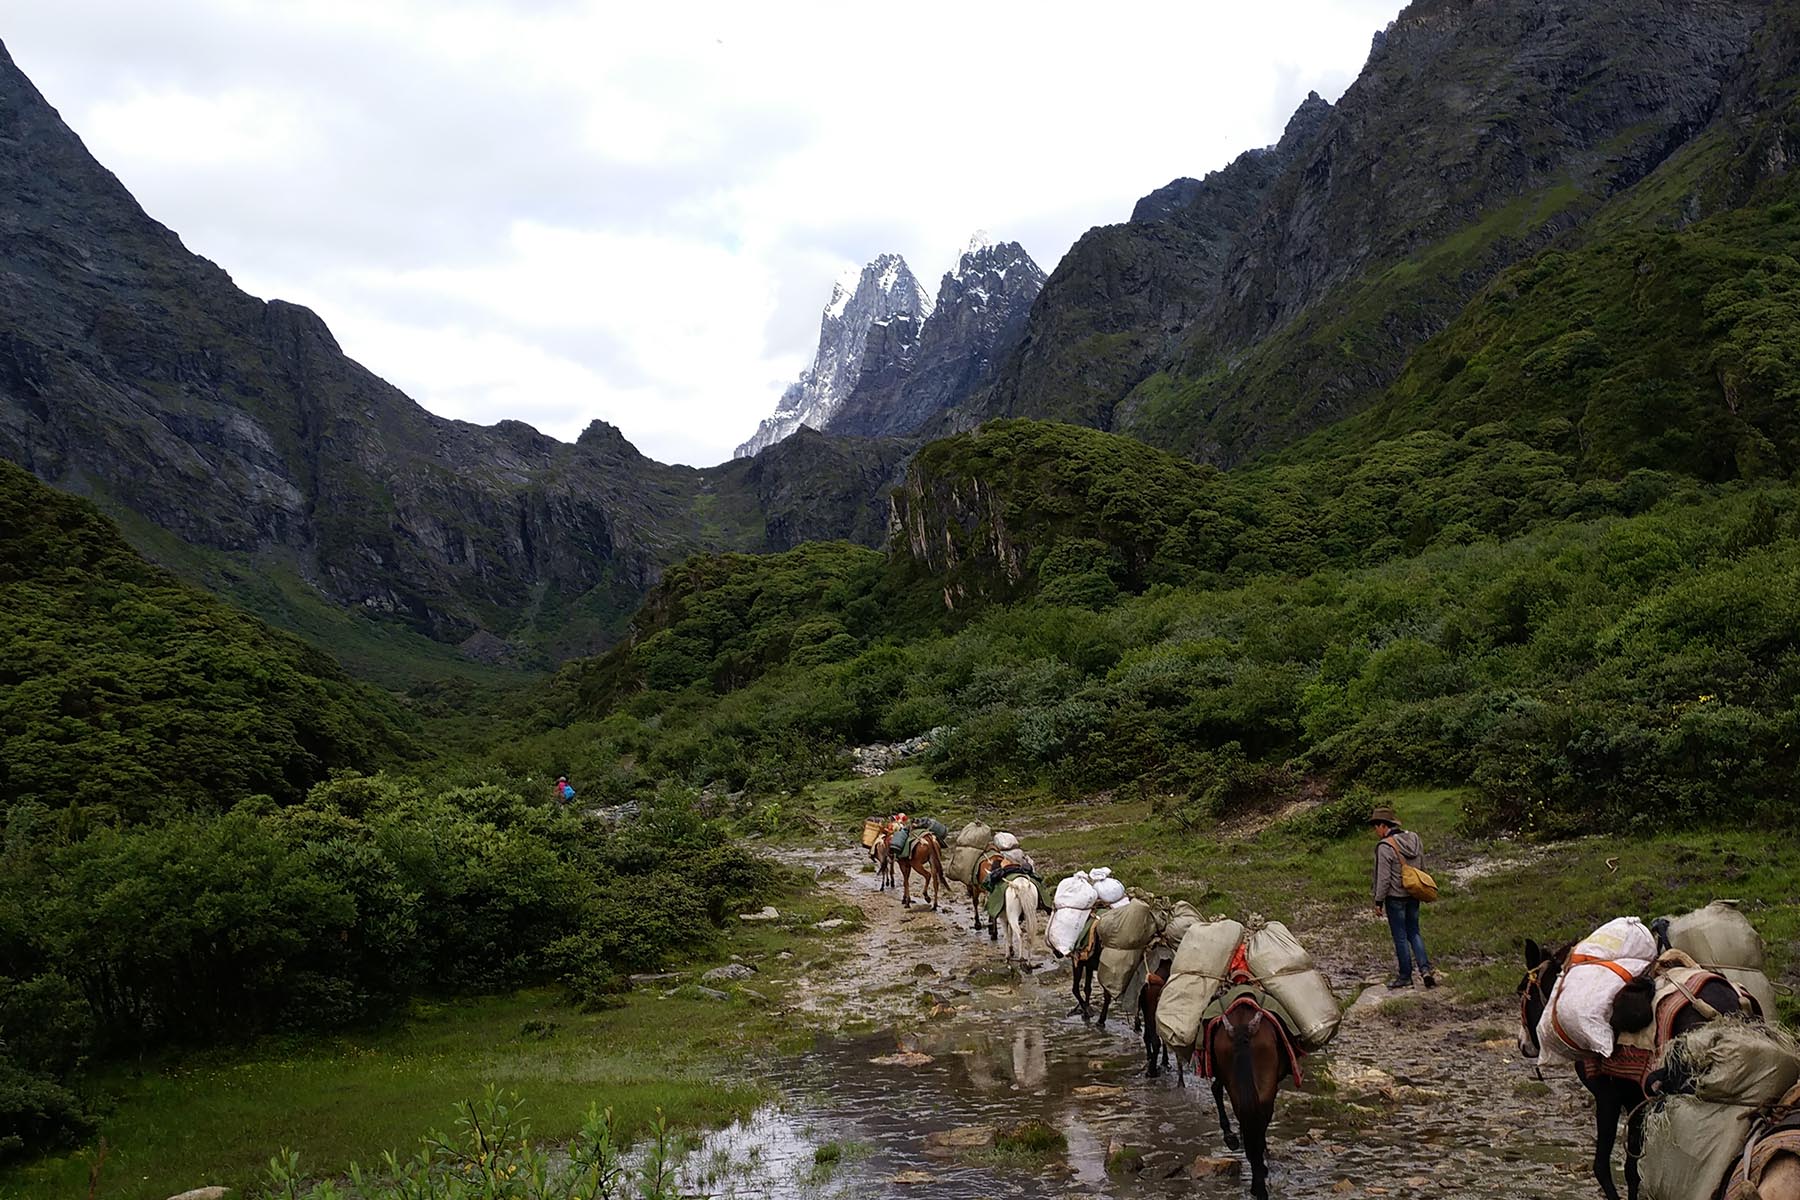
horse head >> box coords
[1517,938,1567,1060]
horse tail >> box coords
[931,837,947,891]
[1231,1013,1256,1110]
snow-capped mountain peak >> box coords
[734,253,931,458]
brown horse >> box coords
[1518,937,1747,1200]
[893,831,946,910]
[957,851,1007,940]
[1207,1002,1290,1200]
[871,830,896,892]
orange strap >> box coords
[1546,955,1637,1054]
[1568,954,1637,984]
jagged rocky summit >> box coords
[733,254,931,457]
[0,37,907,663]
[734,233,1044,454]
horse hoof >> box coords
[1224,1135,1241,1152]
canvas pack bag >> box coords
[1245,917,1341,1051]
[1663,900,1778,1018]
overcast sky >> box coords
[8,0,1404,466]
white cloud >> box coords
[5,0,1403,465]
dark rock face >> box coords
[733,254,931,457]
[829,237,1045,438]
[0,39,898,660]
[978,94,1331,430]
[974,0,1773,465]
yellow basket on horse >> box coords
[861,818,884,848]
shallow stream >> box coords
[678,852,1607,1198]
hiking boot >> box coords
[1386,977,1413,990]
[1423,972,1439,989]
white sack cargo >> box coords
[1097,899,1158,952]
[1664,901,1776,1016]
[1094,877,1127,905]
[1155,972,1214,1049]
[1246,919,1341,1051]
[991,831,1019,852]
[1538,916,1657,1062]
[1047,907,1092,957]
[1640,1095,1751,1200]
[1171,918,1245,986]
[955,821,993,849]
[1089,867,1113,882]
[1054,874,1097,910]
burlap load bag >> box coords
[1246,917,1341,1051]
[1662,900,1777,1019]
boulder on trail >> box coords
[738,906,780,921]
[704,963,757,982]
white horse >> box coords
[1002,875,1041,965]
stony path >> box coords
[686,847,1610,1199]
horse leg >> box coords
[900,860,912,908]
[1244,1104,1271,1200]
[1591,1083,1622,1200]
[1211,1076,1238,1150]
[969,886,981,931]
[1624,1103,1645,1200]
[1097,988,1113,1030]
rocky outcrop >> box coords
[828,234,1046,438]
[972,0,1773,467]
[733,254,932,457]
[976,95,1331,430]
[0,39,900,663]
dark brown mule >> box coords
[1138,966,1171,1078]
[1207,1003,1290,1200]
[895,832,947,910]
[1518,937,1748,1200]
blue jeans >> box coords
[1384,898,1430,980]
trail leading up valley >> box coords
[679,847,1607,1198]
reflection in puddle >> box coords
[682,967,1593,1198]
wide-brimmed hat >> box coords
[1368,806,1400,826]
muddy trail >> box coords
[681,847,1608,1199]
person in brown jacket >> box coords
[1371,805,1436,989]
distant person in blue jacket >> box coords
[555,775,575,805]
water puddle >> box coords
[684,850,1603,1197]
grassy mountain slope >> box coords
[0,460,415,821]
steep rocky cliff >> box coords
[828,234,1046,438]
[977,94,1331,431]
[733,254,932,457]
[0,40,899,665]
[971,0,1777,467]
[1118,0,1768,466]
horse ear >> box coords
[1525,938,1544,967]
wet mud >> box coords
[684,849,1610,1198]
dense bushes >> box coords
[0,775,773,1162]
[0,461,415,821]
[534,482,1800,838]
